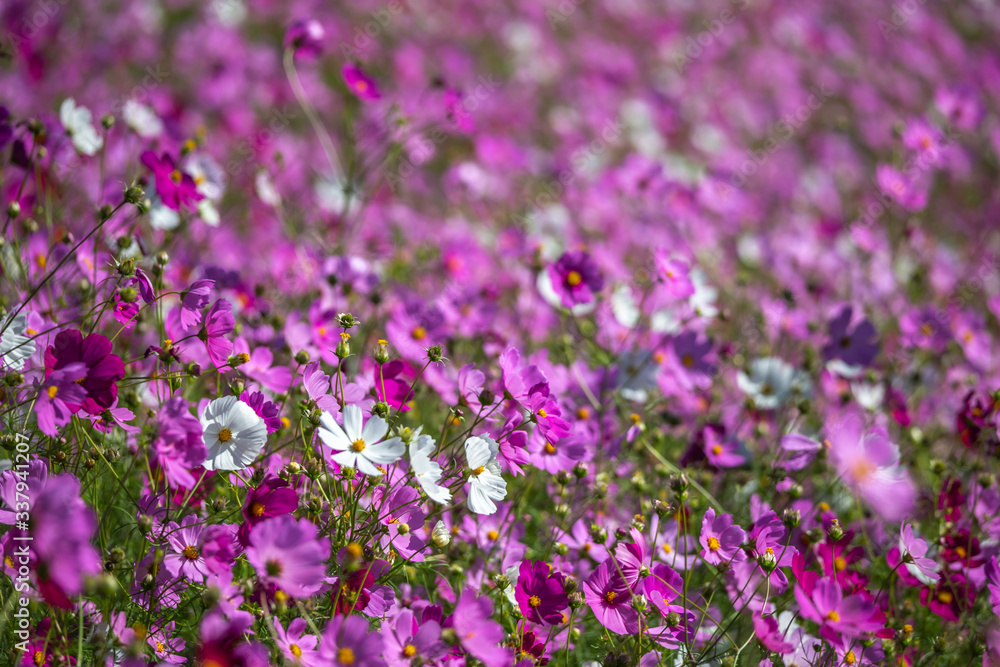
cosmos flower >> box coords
[898,523,939,585]
[794,578,881,639]
[464,435,507,515]
[200,396,268,471]
[44,329,125,414]
[199,298,235,368]
[822,306,878,368]
[583,557,639,635]
[34,362,87,436]
[451,588,512,667]
[698,508,746,568]
[285,19,325,60]
[59,98,102,155]
[141,151,204,211]
[737,357,808,409]
[0,311,36,370]
[408,430,452,504]
[247,515,329,598]
[546,250,604,308]
[319,614,386,667]
[273,618,320,667]
[342,63,381,101]
[317,404,404,476]
[239,475,299,546]
[514,560,568,625]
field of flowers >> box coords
[2,0,1000,665]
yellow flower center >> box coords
[629,413,641,424]
[529,595,541,607]
[35,254,46,269]
[834,556,847,571]
[711,445,722,455]
[352,439,366,452]
[290,644,302,657]
[218,428,232,442]
[849,459,875,481]
[544,442,557,455]
[4,555,13,568]
[826,610,840,622]
[818,502,830,512]
[707,536,720,551]
[682,354,694,368]
[920,322,934,336]
[156,641,165,653]
[250,502,265,517]
[937,590,953,604]
[411,326,426,341]
[355,80,369,93]
[237,352,250,364]
[338,647,356,664]
[183,545,199,559]
[46,386,58,399]
[403,645,417,657]
[662,543,672,554]
[472,466,485,476]
[34,652,45,666]
[487,530,499,541]
[566,270,583,286]
[170,169,182,183]
[576,407,590,419]
[845,650,856,665]
[955,546,967,558]
[537,408,548,418]
[346,542,363,559]
[604,591,617,603]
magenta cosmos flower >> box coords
[514,560,568,625]
[238,474,299,546]
[44,329,125,414]
[199,298,235,368]
[343,63,381,101]
[547,250,604,308]
[794,578,881,640]
[141,150,204,211]
[583,557,639,635]
[699,508,747,567]
[246,515,329,598]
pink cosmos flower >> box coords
[319,614,386,667]
[898,523,939,584]
[247,515,329,598]
[451,588,513,667]
[285,19,324,60]
[826,410,915,521]
[238,474,299,547]
[653,251,695,299]
[343,63,381,101]
[698,508,746,567]
[547,250,604,308]
[273,618,320,667]
[703,428,745,468]
[514,560,568,626]
[200,298,235,368]
[180,279,214,329]
[34,362,87,436]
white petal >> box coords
[362,437,404,465]
[360,414,388,444]
[318,411,349,448]
[468,482,498,515]
[342,404,363,440]
[464,435,496,469]
[331,450,358,469]
[475,472,507,501]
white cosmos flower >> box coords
[317,404,404,476]
[464,435,507,515]
[737,357,806,409]
[201,396,268,471]
[409,430,451,504]
[122,100,164,138]
[0,312,36,371]
[59,99,103,156]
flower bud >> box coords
[156,251,169,266]
[371,401,390,418]
[493,573,509,590]
[431,520,450,548]
[563,576,578,593]
[478,388,495,406]
[828,519,844,541]
[117,257,136,277]
[295,349,311,365]
[335,332,351,359]
[118,286,139,303]
[5,371,24,387]
[588,524,607,545]
[568,592,585,609]
[555,542,569,556]
[100,113,115,129]
[757,550,778,572]
[782,508,801,528]
[98,203,115,221]
[573,463,588,479]
[373,339,390,364]
[7,201,20,219]
[427,345,444,363]
[123,183,145,204]
[336,312,359,329]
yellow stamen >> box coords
[937,590,953,604]
[537,408,548,418]
[182,545,199,559]
[487,530,499,541]
[826,610,840,622]
[170,169,182,183]
[46,386,58,399]
[352,438,366,452]
[711,445,722,456]
[529,595,541,607]
[402,645,417,657]
[218,428,232,442]
[411,326,426,341]
[707,536,720,551]
[250,502,265,518]
[834,556,847,571]
[338,647,356,664]
[566,270,583,286]
[605,591,617,602]
[290,644,302,657]
[544,442,557,455]
[472,466,485,476]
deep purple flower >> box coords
[343,63,381,101]
[141,150,204,211]
[44,329,125,414]
[285,19,325,60]
[547,251,604,308]
[247,515,329,598]
[822,306,878,367]
[238,475,298,547]
[514,560,568,625]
